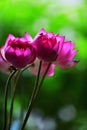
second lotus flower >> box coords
[33,28,78,69]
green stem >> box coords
[3,70,16,130]
[7,64,35,130]
[11,75,15,98]
[7,70,22,130]
[21,64,34,73]
[34,62,51,99]
[20,60,42,130]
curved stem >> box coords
[21,64,34,73]
[20,62,51,130]
[34,62,51,99]
[7,64,35,130]
[20,60,42,130]
[3,70,16,130]
[7,70,22,130]
[11,75,15,98]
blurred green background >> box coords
[0,0,87,130]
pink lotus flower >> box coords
[54,41,78,69]
[0,48,11,73]
[29,58,55,77]
[2,33,36,68]
[33,29,78,69]
[33,29,60,62]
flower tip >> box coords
[56,34,65,43]
[48,32,54,38]
[70,59,79,68]
[39,28,46,34]
[40,28,45,31]
[6,34,15,41]
[74,59,80,63]
[8,34,14,37]
[24,32,33,42]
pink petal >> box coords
[24,32,33,42]
[29,58,55,77]
[47,32,54,38]
[5,34,15,47]
[57,41,76,62]
[56,34,65,53]
[54,60,79,69]
[33,28,46,41]
[0,48,11,73]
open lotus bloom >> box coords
[53,41,78,69]
[33,28,78,69]
[29,58,55,77]
[1,33,36,69]
[0,48,11,73]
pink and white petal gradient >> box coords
[29,58,55,77]
[54,41,78,69]
[0,48,11,73]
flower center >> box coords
[10,40,29,50]
[41,34,56,48]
